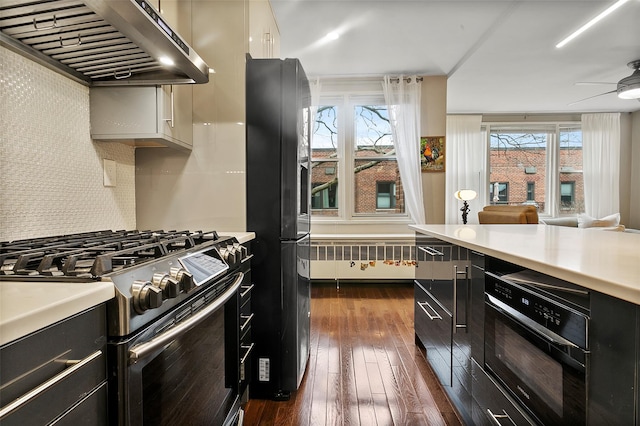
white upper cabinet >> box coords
[90,85,192,151]
[89,0,194,151]
[249,0,281,58]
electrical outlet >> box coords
[103,159,117,187]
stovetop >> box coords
[0,230,250,336]
[0,230,220,279]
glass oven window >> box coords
[142,307,233,425]
[495,319,563,417]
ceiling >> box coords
[269,0,640,114]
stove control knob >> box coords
[220,247,234,266]
[152,273,180,299]
[171,267,195,293]
[226,245,239,265]
[132,280,163,313]
[233,243,248,261]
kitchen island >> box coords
[410,223,640,425]
[410,224,640,303]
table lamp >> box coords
[455,189,477,224]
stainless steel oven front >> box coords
[484,272,589,425]
[108,271,245,426]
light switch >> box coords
[104,159,117,187]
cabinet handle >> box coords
[418,246,444,257]
[417,300,442,320]
[164,85,175,128]
[240,283,255,298]
[240,313,254,332]
[453,265,469,334]
[0,350,102,420]
[487,409,516,425]
[240,343,255,365]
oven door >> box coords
[484,294,587,425]
[108,272,244,426]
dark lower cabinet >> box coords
[0,305,108,425]
[416,234,640,425]
[414,236,474,424]
[470,358,534,425]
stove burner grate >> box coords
[0,230,220,278]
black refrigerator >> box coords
[245,55,311,400]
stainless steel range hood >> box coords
[0,0,209,86]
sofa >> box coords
[477,205,539,224]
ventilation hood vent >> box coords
[0,0,209,86]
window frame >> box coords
[311,89,409,223]
[484,122,583,218]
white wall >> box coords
[629,111,640,229]
[0,47,136,241]
[135,0,249,232]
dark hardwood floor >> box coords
[243,282,463,425]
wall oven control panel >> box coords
[485,271,589,350]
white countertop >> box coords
[0,281,114,346]
[410,224,640,305]
[0,231,256,346]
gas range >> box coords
[0,230,249,336]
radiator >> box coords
[310,239,416,280]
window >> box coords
[311,182,338,210]
[490,182,509,204]
[527,182,535,201]
[560,182,575,210]
[487,124,583,216]
[376,182,396,209]
[311,92,406,221]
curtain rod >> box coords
[389,77,423,83]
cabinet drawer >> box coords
[471,358,535,426]
[414,281,453,386]
[0,305,107,426]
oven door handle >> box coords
[485,293,580,350]
[129,272,244,364]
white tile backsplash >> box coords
[0,47,136,241]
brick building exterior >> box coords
[311,148,405,216]
[490,147,584,213]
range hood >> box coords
[0,0,209,86]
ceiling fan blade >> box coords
[575,82,616,86]
[568,90,617,106]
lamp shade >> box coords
[454,189,477,201]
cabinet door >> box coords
[414,281,453,386]
[158,85,193,147]
[469,250,485,364]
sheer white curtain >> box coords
[382,76,425,224]
[581,113,620,217]
[445,115,485,224]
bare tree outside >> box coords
[311,104,405,216]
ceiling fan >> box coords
[570,60,640,105]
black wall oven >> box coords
[484,272,589,425]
